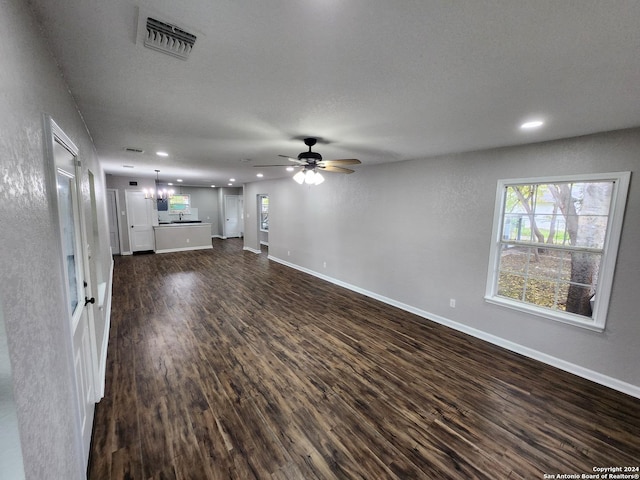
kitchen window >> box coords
[485,172,630,331]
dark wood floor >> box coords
[88,238,640,479]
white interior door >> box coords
[107,189,120,255]
[126,190,155,251]
[224,195,243,238]
[50,121,96,469]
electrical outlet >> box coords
[323,261,327,268]
[449,298,456,308]
[287,250,290,256]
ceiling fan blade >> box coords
[318,165,355,174]
[254,164,298,167]
[319,158,361,166]
[278,155,306,164]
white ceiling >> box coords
[27,0,640,187]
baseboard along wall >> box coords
[267,255,640,399]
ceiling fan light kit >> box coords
[257,137,360,186]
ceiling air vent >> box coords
[144,17,197,60]
[124,147,144,153]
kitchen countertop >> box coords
[154,222,211,227]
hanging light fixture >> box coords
[293,167,325,186]
[144,170,175,200]
[293,169,305,184]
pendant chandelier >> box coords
[144,170,175,199]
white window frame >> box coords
[258,194,269,232]
[485,171,630,332]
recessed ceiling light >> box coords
[210,185,216,188]
[286,166,294,172]
[167,182,173,186]
[176,179,183,182]
[229,178,236,182]
[520,120,544,130]
[228,183,233,186]
[256,173,264,178]
[156,151,169,157]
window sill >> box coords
[484,295,605,333]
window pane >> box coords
[524,278,558,309]
[498,244,532,275]
[497,272,524,301]
[57,172,79,312]
[497,239,601,318]
[572,215,609,249]
[562,282,596,317]
[528,250,572,283]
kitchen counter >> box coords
[153,223,212,253]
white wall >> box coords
[0,0,113,478]
[244,127,640,394]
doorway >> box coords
[224,195,244,238]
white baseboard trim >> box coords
[260,241,269,246]
[268,255,640,399]
[155,245,213,254]
[97,256,114,400]
[212,235,223,239]
[243,246,261,254]
[121,251,132,256]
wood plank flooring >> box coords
[88,238,640,479]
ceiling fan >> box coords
[256,137,361,184]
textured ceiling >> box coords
[27,0,640,186]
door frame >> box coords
[43,115,96,475]
[106,188,121,255]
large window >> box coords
[485,172,630,331]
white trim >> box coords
[120,251,133,256]
[268,255,640,399]
[260,241,269,246]
[212,235,224,239]
[97,257,114,399]
[107,188,122,256]
[484,296,604,332]
[243,246,261,254]
[155,245,213,254]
